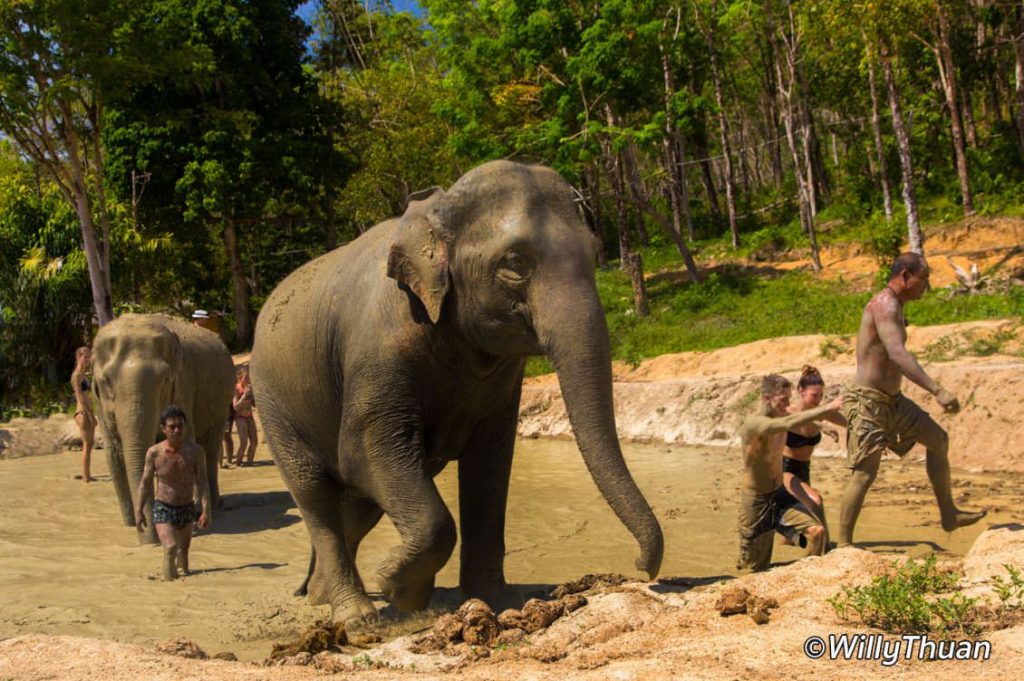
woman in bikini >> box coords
[232,366,258,466]
[780,365,846,540]
[71,346,97,482]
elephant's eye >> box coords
[497,253,530,284]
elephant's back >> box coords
[251,219,399,426]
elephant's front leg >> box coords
[345,421,456,612]
[457,403,519,610]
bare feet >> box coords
[941,508,987,532]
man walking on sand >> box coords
[838,252,986,546]
[737,374,842,572]
[136,405,211,580]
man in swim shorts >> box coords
[737,374,842,572]
[838,252,986,546]
[135,405,211,580]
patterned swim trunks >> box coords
[152,499,198,528]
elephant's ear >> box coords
[387,191,450,324]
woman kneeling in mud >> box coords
[779,365,846,544]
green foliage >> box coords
[992,564,1024,610]
[829,555,979,636]
[0,143,91,411]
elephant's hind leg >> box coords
[266,424,377,625]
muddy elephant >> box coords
[92,314,235,544]
[250,160,664,624]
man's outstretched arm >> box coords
[747,399,843,438]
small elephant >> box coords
[92,314,235,544]
[251,160,663,624]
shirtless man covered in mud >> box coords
[738,374,842,572]
[838,252,986,546]
[135,405,211,580]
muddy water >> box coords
[1,439,1021,661]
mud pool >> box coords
[1,438,1021,661]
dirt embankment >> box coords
[3,525,1024,681]
[520,319,1024,472]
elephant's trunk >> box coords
[116,394,164,545]
[532,280,664,578]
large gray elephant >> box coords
[92,314,235,544]
[250,160,663,624]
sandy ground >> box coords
[2,430,1023,679]
[2,218,1023,679]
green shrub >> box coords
[829,555,979,636]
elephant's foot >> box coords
[332,597,379,631]
[461,581,523,613]
[377,564,436,612]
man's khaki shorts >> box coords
[842,383,927,469]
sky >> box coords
[297,0,425,25]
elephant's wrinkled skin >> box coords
[92,314,235,544]
[250,161,664,624]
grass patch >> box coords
[829,555,980,636]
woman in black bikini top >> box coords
[777,366,846,548]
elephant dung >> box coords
[155,638,208,659]
[746,596,779,625]
[457,598,499,646]
[559,593,588,614]
[715,586,752,616]
[496,627,526,646]
[269,620,347,660]
[518,598,564,634]
[549,573,630,598]
[431,612,464,645]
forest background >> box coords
[2,0,1024,416]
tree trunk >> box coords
[934,4,974,216]
[694,132,722,218]
[704,21,740,249]
[74,185,115,326]
[761,15,785,190]
[660,49,696,242]
[961,87,978,148]
[223,216,253,346]
[1013,4,1024,156]
[881,39,924,255]
[586,163,609,268]
[622,143,650,246]
[607,151,649,316]
[866,42,895,222]
[774,27,821,272]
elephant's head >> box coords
[387,161,663,578]
[92,315,183,533]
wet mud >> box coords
[1,438,1021,661]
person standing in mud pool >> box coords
[136,406,211,580]
[778,365,846,544]
[838,252,986,546]
[70,346,97,483]
[232,366,257,466]
[737,374,842,572]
